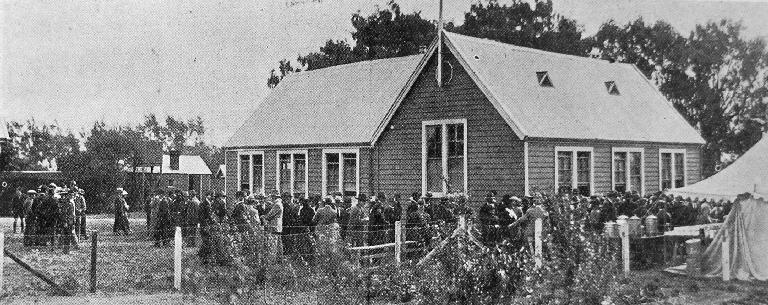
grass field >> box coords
[0,214,765,304]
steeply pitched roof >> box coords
[133,154,212,175]
[441,31,704,144]
[224,54,427,148]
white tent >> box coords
[700,197,768,281]
[667,133,768,201]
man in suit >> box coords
[264,196,284,257]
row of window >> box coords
[237,150,359,198]
[555,147,687,195]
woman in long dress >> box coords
[313,197,339,256]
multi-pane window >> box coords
[325,153,340,194]
[422,120,467,195]
[426,125,443,193]
[613,148,644,194]
[342,153,357,196]
[660,149,686,190]
[324,150,359,197]
[555,147,593,195]
[277,152,308,198]
[238,152,265,194]
[239,155,250,191]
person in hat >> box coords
[73,187,87,239]
[183,190,201,246]
[57,189,79,253]
[367,194,389,246]
[347,194,368,247]
[263,196,284,258]
[113,188,130,235]
[23,190,37,246]
[211,191,228,223]
[313,197,339,257]
[12,186,26,234]
[478,191,500,245]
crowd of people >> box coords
[9,181,88,253]
[475,189,734,247]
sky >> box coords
[2,0,767,145]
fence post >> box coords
[722,231,730,281]
[394,220,402,267]
[90,231,98,293]
[618,219,630,275]
[174,226,182,290]
[0,231,4,294]
[534,218,542,268]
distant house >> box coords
[223,31,704,201]
[211,164,226,193]
[132,151,213,194]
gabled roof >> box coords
[440,31,704,144]
[133,154,212,175]
[224,53,429,148]
[215,164,226,178]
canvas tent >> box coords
[667,133,768,201]
[699,197,768,281]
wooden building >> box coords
[132,151,213,194]
[223,31,704,201]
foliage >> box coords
[3,119,80,171]
[267,1,437,88]
[139,114,206,151]
[455,0,586,56]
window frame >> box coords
[237,150,265,195]
[612,147,645,194]
[554,146,594,196]
[659,148,687,190]
[421,118,468,197]
[275,150,309,198]
[322,148,360,197]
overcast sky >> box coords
[2,0,767,145]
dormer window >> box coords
[605,81,620,95]
[536,71,553,87]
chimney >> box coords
[169,150,180,171]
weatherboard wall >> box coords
[372,50,526,200]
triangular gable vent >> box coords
[536,71,553,87]
[605,81,620,95]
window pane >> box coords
[239,155,250,191]
[342,153,357,196]
[447,157,463,193]
[426,125,442,158]
[674,152,685,188]
[661,153,672,190]
[557,151,573,192]
[294,154,306,195]
[577,151,591,195]
[447,124,464,157]
[252,154,263,194]
[614,152,627,193]
[279,154,292,194]
[629,152,642,193]
[325,153,339,194]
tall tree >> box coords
[267,1,436,88]
[139,114,205,150]
[455,0,586,56]
[4,120,80,171]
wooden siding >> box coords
[224,150,238,202]
[373,48,525,200]
[528,139,702,195]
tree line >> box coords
[0,115,223,213]
[267,0,768,177]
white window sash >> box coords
[276,150,308,198]
[237,150,265,195]
[554,146,594,195]
[421,119,468,197]
[659,148,686,190]
[612,147,645,194]
[322,148,361,196]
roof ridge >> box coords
[287,54,424,78]
[443,30,612,65]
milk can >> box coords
[645,215,658,236]
[604,221,616,238]
[628,216,642,237]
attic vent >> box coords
[605,81,620,95]
[536,71,553,87]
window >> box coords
[659,149,686,190]
[422,119,467,195]
[536,71,553,87]
[323,149,359,197]
[554,147,593,195]
[605,81,620,95]
[237,151,265,195]
[276,151,308,198]
[612,148,644,194]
